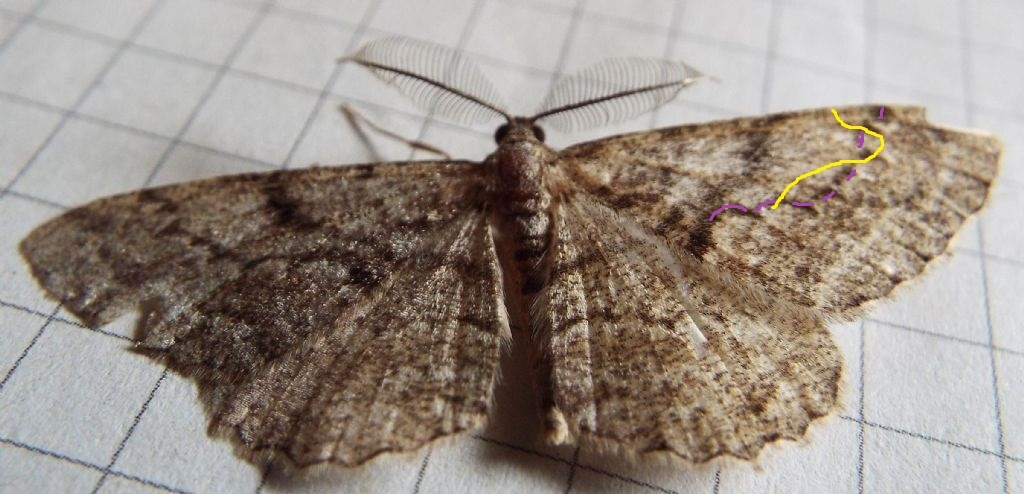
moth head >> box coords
[494,119,546,144]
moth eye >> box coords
[531,125,546,143]
[494,124,510,143]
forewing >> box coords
[535,195,840,461]
[558,105,1001,317]
[20,162,510,467]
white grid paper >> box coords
[0,0,1021,492]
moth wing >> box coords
[20,162,510,467]
[534,195,841,461]
[558,104,1001,318]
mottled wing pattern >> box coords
[537,104,999,461]
[20,163,510,467]
[535,195,840,461]
[559,105,1001,318]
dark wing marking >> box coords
[534,196,840,461]
[558,104,1001,318]
[20,162,510,467]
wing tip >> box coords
[19,231,105,329]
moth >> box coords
[19,36,1001,469]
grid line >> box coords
[866,317,1024,359]
[140,1,273,187]
[4,274,1007,477]
[0,299,133,343]
[405,0,491,162]
[759,0,780,114]
[0,306,58,392]
[0,86,284,166]
[2,253,1017,364]
[976,226,1009,494]
[839,416,1024,464]
[646,0,685,129]
[412,447,432,494]
[0,435,189,494]
[857,2,871,489]
[0,3,527,135]
[563,446,580,494]
[91,369,170,493]
[5,187,70,210]
[279,0,380,169]
[3,4,267,492]
[9,288,1019,402]
[6,2,1024,135]
[0,0,163,200]
[472,435,679,494]
[0,5,173,492]
[971,249,1024,274]
[524,1,591,490]
[960,1,1011,491]
[0,298,58,321]
[0,280,1013,485]
[0,0,1019,492]
[253,463,270,494]
[0,84,495,186]
[9,283,1011,472]
[258,4,383,491]
[396,1,493,487]
[0,0,47,55]
[856,322,866,494]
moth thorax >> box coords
[489,137,555,295]
[493,139,551,200]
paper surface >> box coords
[0,0,1021,493]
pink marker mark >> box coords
[708,204,748,222]
[711,147,865,219]
[879,107,884,119]
[752,200,775,212]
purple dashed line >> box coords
[708,204,748,222]
[709,168,860,221]
[710,109,879,221]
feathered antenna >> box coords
[529,58,708,132]
[341,36,512,125]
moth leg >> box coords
[339,103,452,160]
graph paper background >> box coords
[0,0,1021,492]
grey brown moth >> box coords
[19,36,1002,468]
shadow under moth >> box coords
[19,36,1002,469]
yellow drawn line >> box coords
[770,108,885,209]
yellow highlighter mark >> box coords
[771,108,885,209]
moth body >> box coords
[16,36,1003,470]
[485,118,567,443]
[488,118,556,296]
